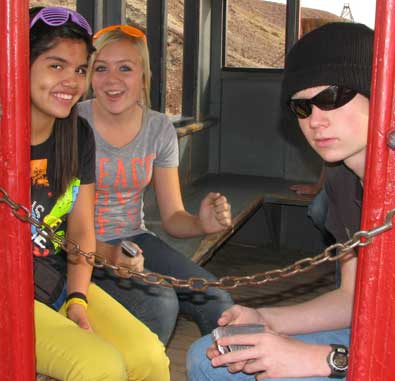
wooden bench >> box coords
[144,173,314,264]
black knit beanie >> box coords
[282,22,374,104]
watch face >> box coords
[333,350,348,370]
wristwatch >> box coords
[327,344,349,379]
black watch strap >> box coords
[327,344,348,379]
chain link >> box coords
[1,186,395,292]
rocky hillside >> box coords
[226,0,343,67]
[31,0,344,114]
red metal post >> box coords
[348,0,395,379]
[0,0,35,380]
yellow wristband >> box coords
[65,297,88,310]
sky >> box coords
[269,0,376,29]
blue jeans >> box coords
[93,233,234,345]
[187,328,350,381]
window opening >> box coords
[299,1,375,35]
[166,0,184,116]
[224,0,286,69]
[30,0,76,10]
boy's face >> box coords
[293,85,370,171]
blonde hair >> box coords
[88,28,151,107]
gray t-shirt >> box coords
[78,99,179,241]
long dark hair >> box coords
[29,7,94,199]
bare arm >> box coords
[153,167,231,237]
[66,183,96,330]
[208,253,356,378]
[257,252,356,335]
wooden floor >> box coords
[167,242,336,381]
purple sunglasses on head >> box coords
[30,6,92,36]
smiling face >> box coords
[91,38,145,116]
[294,85,370,177]
[30,38,88,126]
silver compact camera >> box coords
[121,240,138,257]
[211,324,265,354]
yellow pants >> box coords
[35,283,170,381]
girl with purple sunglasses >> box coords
[29,6,169,380]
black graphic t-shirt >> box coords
[30,117,95,271]
[324,164,362,243]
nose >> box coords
[62,72,80,89]
[308,105,329,129]
[104,69,121,84]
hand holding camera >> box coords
[211,324,265,354]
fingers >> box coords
[244,360,267,376]
[255,371,267,380]
[77,317,93,332]
[289,184,306,195]
[115,254,144,277]
[204,192,223,202]
[217,306,239,326]
[67,304,93,332]
[227,360,248,373]
[128,254,144,272]
[115,242,144,277]
[207,344,222,360]
[210,193,232,227]
[121,241,143,257]
[211,193,230,210]
[199,192,233,233]
[210,351,260,376]
[211,346,257,367]
[217,333,262,350]
[289,184,319,195]
[217,304,251,326]
[204,192,229,208]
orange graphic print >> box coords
[31,159,49,187]
[95,154,156,236]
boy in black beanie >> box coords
[187,22,373,381]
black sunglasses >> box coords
[288,85,357,119]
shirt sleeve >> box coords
[324,165,361,243]
[77,117,96,184]
[324,175,343,242]
[154,116,179,168]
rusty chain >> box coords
[1,186,395,292]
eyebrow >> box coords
[94,59,137,65]
[45,56,69,63]
[45,56,88,68]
